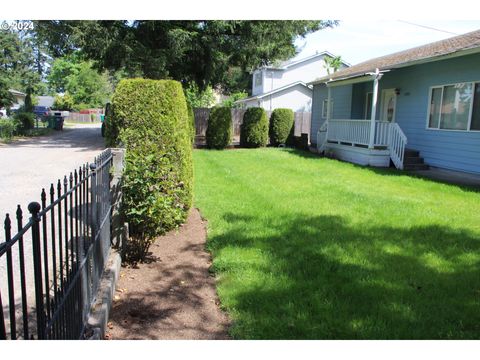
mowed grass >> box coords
[193,148,480,339]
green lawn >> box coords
[193,148,480,339]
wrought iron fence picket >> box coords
[1,149,113,340]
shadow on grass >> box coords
[282,147,480,192]
[208,212,480,339]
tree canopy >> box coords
[34,20,338,93]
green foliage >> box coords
[240,107,268,148]
[0,119,18,140]
[53,92,75,111]
[221,91,248,108]
[269,108,294,146]
[111,79,193,262]
[48,56,113,109]
[323,55,344,75]
[184,82,215,108]
[24,87,34,113]
[206,107,232,149]
[36,20,337,91]
[186,101,195,144]
[14,112,35,130]
[0,28,44,96]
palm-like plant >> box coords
[323,55,343,75]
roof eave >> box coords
[309,46,480,86]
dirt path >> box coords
[106,208,231,340]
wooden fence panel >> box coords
[193,108,311,145]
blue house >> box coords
[309,30,480,174]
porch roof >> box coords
[309,29,480,86]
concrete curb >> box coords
[84,249,122,340]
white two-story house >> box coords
[236,51,349,112]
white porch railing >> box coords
[389,123,407,170]
[320,119,407,169]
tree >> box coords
[47,56,113,109]
[183,82,215,108]
[0,26,48,98]
[323,55,344,75]
[35,20,338,92]
[53,92,74,111]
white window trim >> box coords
[425,81,480,133]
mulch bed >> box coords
[106,208,231,340]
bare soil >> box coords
[106,208,231,340]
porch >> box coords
[315,68,410,170]
[317,119,408,169]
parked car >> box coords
[33,106,51,121]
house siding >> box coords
[311,52,480,174]
[310,84,353,145]
[378,53,480,174]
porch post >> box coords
[325,85,332,141]
[368,68,382,149]
[326,86,332,122]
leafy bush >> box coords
[221,91,248,108]
[240,107,268,148]
[14,112,35,131]
[110,79,193,262]
[186,101,195,144]
[53,93,75,111]
[206,107,232,149]
[0,119,18,141]
[269,108,294,146]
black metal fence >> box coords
[0,148,113,339]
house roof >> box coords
[309,29,480,85]
[235,81,312,103]
[259,51,350,71]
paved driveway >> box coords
[0,123,105,336]
[0,123,105,228]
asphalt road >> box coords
[0,123,105,337]
[0,123,105,229]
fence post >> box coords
[28,201,46,340]
[89,163,97,241]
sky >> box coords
[293,20,480,66]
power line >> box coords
[397,20,460,36]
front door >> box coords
[380,89,397,122]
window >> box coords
[364,92,373,119]
[427,82,480,131]
[322,99,333,119]
[254,72,263,87]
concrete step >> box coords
[404,163,429,171]
[404,156,424,165]
[404,148,419,157]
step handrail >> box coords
[389,123,407,170]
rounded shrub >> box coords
[269,108,294,146]
[206,107,232,149]
[240,107,268,148]
[110,79,193,262]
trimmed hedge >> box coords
[269,108,294,146]
[186,101,195,145]
[240,107,269,148]
[110,79,193,262]
[206,107,232,149]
